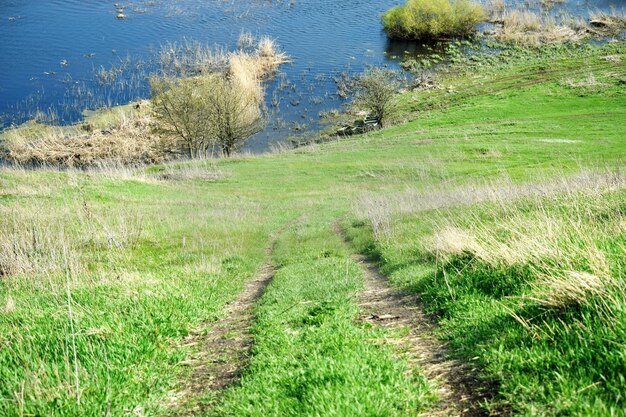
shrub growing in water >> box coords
[383,0,485,40]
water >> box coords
[0,0,623,151]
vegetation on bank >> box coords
[0,37,624,417]
[0,102,167,167]
[383,0,625,46]
[0,36,288,167]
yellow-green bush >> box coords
[383,0,485,40]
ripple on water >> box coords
[0,0,622,148]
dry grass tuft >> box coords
[155,161,224,181]
[603,54,622,63]
[2,296,16,314]
[495,10,581,46]
[532,270,615,310]
[589,10,626,37]
[562,72,605,88]
[1,107,171,168]
[428,227,483,258]
[237,30,256,50]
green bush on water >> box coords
[383,0,486,40]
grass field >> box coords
[1,41,625,416]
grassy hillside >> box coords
[1,41,624,416]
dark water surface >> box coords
[0,0,623,150]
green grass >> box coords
[0,41,625,416]
[214,219,434,416]
[345,185,626,416]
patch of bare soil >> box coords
[335,224,496,417]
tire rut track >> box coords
[335,222,494,417]
[169,215,304,413]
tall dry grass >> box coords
[358,168,626,312]
[228,36,289,103]
[485,2,625,45]
[1,104,173,168]
[0,212,72,279]
[357,168,626,237]
[495,9,580,45]
[0,192,144,289]
[425,196,625,312]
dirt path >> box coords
[170,216,303,413]
[335,224,493,417]
[170,263,275,413]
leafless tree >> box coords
[353,68,401,127]
[151,74,264,158]
[205,77,265,157]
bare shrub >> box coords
[207,76,266,157]
[352,68,401,127]
[151,74,265,158]
[152,38,288,158]
[150,75,221,158]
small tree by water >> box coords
[353,68,400,128]
[151,74,264,158]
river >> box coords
[0,0,622,150]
